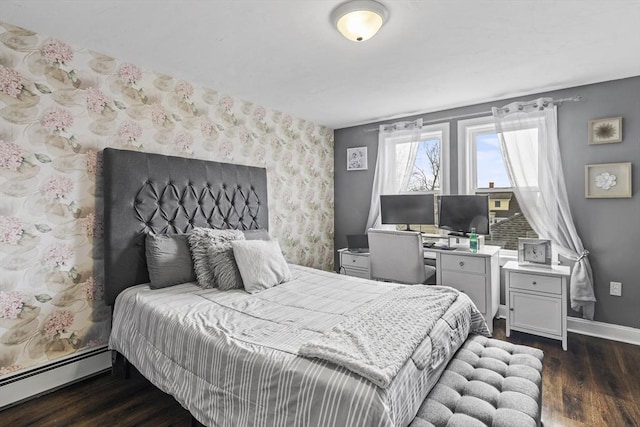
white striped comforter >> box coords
[108,265,487,427]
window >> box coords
[390,123,449,233]
[406,136,442,192]
[458,117,537,249]
[475,133,510,190]
[394,123,449,194]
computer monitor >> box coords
[438,195,490,236]
[380,193,435,230]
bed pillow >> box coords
[209,245,244,291]
[232,239,291,294]
[242,229,271,241]
[188,228,244,288]
[145,233,196,289]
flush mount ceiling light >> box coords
[331,0,388,42]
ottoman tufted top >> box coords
[411,335,544,427]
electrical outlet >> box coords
[610,281,622,297]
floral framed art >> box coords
[588,117,622,145]
[347,146,368,171]
[585,162,632,198]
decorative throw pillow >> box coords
[210,246,244,291]
[145,233,196,289]
[231,239,291,294]
[242,229,271,241]
[188,228,244,288]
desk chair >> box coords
[368,229,436,285]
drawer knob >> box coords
[509,308,514,311]
[352,259,357,263]
[532,281,537,285]
[459,261,464,267]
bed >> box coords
[103,148,490,427]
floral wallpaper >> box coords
[0,22,334,378]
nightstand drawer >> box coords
[341,253,368,269]
[509,272,562,294]
[440,255,485,274]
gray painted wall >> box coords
[334,76,640,329]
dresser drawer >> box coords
[441,271,486,313]
[440,254,485,274]
[341,253,369,269]
[343,267,370,279]
[509,272,562,294]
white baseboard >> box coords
[0,346,112,409]
[566,317,640,346]
[497,305,640,346]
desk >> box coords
[339,245,501,333]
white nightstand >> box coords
[338,248,370,279]
[503,260,571,350]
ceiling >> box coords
[2,0,640,129]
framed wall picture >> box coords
[588,117,622,144]
[585,162,632,198]
[347,146,368,171]
[517,238,552,267]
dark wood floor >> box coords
[2,319,639,427]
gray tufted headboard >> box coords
[102,148,268,305]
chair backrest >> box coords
[368,229,426,284]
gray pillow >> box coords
[232,239,291,294]
[210,246,244,290]
[145,233,196,289]
[242,229,271,241]
[188,227,244,288]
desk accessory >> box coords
[517,238,552,267]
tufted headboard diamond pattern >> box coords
[103,148,268,305]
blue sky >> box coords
[475,133,510,188]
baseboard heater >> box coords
[0,345,112,410]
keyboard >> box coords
[434,245,457,251]
[348,248,369,253]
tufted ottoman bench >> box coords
[411,335,544,427]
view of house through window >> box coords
[460,119,538,249]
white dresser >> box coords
[435,245,500,333]
[338,248,370,279]
[503,261,570,350]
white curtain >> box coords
[492,98,596,319]
[365,119,423,229]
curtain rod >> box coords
[365,95,582,132]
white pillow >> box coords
[231,239,291,293]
